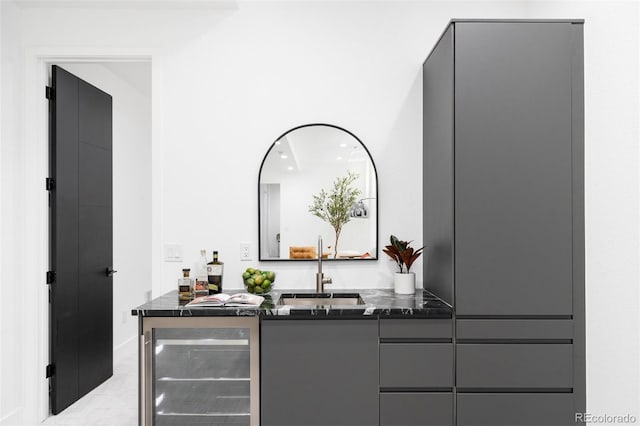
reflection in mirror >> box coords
[259,124,378,261]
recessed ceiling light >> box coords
[275,141,281,145]
[339,143,348,148]
[287,166,294,171]
[337,156,343,161]
[281,154,288,159]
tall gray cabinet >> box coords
[423,20,584,425]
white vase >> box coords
[394,272,416,295]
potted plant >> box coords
[383,235,424,294]
[309,172,361,258]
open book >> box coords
[186,293,265,308]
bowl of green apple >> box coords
[242,268,275,294]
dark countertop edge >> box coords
[132,311,453,319]
[132,309,452,319]
[132,288,453,319]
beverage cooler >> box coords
[139,317,259,426]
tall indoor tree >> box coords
[309,172,361,258]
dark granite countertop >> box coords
[132,288,452,318]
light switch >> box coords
[164,243,183,262]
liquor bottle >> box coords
[178,268,194,301]
[207,251,224,294]
[194,249,209,297]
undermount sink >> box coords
[277,293,365,306]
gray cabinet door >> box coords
[457,393,575,426]
[380,393,453,426]
[260,319,378,426]
[457,344,573,389]
[380,344,453,388]
[380,318,452,339]
[454,22,574,316]
[456,319,573,340]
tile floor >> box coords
[41,348,138,426]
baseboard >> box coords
[113,334,137,364]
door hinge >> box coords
[46,364,55,378]
[45,86,55,100]
[46,178,55,191]
[47,271,56,284]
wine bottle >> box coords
[207,251,224,294]
[178,268,194,301]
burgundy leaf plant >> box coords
[383,235,424,274]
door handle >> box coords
[105,267,118,277]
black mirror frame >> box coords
[258,123,379,262]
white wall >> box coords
[58,62,152,357]
[0,1,638,424]
[156,1,526,292]
[0,1,26,424]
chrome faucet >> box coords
[316,235,332,293]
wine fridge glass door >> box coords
[141,317,259,426]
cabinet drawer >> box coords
[457,344,572,389]
[380,344,453,388]
[380,393,453,426]
[457,319,573,340]
[457,393,575,426]
[380,319,452,339]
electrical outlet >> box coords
[240,242,252,261]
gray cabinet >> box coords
[260,319,378,426]
[381,393,453,426]
[423,24,455,306]
[261,317,454,426]
[457,394,575,426]
[453,22,574,317]
[380,343,453,388]
[423,19,584,425]
[456,344,573,389]
[380,318,452,339]
[379,318,453,426]
[424,20,583,317]
[456,319,574,340]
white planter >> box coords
[394,272,416,295]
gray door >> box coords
[49,65,114,414]
[454,23,574,316]
[261,319,379,426]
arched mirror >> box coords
[259,124,378,261]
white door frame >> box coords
[24,47,163,423]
